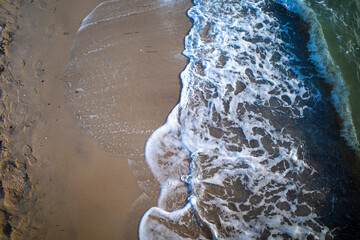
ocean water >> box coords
[308,0,360,146]
[140,0,360,239]
[309,0,360,142]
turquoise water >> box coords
[310,0,360,145]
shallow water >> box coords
[140,0,360,239]
[63,0,193,236]
[65,0,360,238]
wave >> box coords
[140,0,360,239]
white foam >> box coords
[140,0,339,238]
[139,205,192,240]
[78,0,181,33]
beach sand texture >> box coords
[0,0,192,239]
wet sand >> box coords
[0,0,192,239]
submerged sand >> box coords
[0,0,192,239]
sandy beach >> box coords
[0,0,192,239]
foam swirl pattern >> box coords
[140,0,360,239]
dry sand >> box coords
[0,0,192,239]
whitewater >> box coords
[139,0,360,239]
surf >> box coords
[140,0,360,239]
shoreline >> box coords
[0,0,193,239]
[1,0,359,239]
[62,0,193,238]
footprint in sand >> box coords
[22,145,37,165]
[32,60,44,78]
[0,103,5,116]
[35,0,47,9]
[43,23,55,39]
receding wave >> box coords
[63,0,193,224]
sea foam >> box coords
[138,0,353,238]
